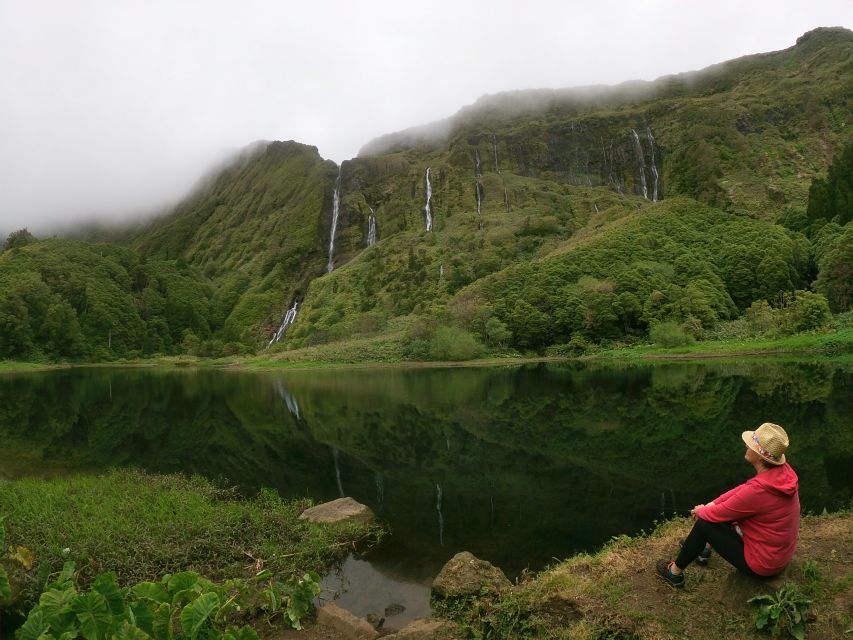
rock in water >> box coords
[431,551,511,598]
[298,497,375,525]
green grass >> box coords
[0,361,68,373]
[0,469,379,611]
[591,328,853,361]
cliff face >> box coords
[129,28,851,349]
[133,141,338,343]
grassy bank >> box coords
[2,328,851,374]
[435,512,852,639]
[0,469,379,613]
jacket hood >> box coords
[753,462,799,496]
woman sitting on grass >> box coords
[657,422,800,588]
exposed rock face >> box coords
[316,603,379,640]
[384,618,457,639]
[431,551,512,598]
[298,497,376,525]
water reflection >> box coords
[0,361,850,586]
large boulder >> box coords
[431,551,511,598]
[299,497,375,525]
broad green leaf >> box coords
[0,566,11,600]
[151,603,173,640]
[229,625,259,640]
[791,621,806,640]
[170,588,200,607]
[130,602,155,635]
[112,620,152,640]
[39,585,77,616]
[93,573,126,615]
[166,572,199,594]
[39,586,78,634]
[180,591,220,640]
[72,591,112,640]
[131,582,169,604]
[53,561,77,589]
[18,610,51,640]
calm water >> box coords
[1,361,850,628]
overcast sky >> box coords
[0,0,850,235]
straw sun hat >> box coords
[742,422,789,465]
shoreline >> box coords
[1,328,850,374]
[436,512,853,639]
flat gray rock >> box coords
[431,551,511,598]
[299,497,376,525]
[316,602,379,640]
[384,618,457,639]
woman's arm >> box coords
[695,484,761,523]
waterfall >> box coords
[504,186,509,212]
[631,129,649,200]
[367,207,377,246]
[375,471,384,509]
[593,202,599,213]
[272,380,301,419]
[475,182,483,218]
[439,264,444,280]
[333,448,345,498]
[268,300,299,346]
[424,168,433,232]
[492,133,500,173]
[326,169,342,272]
[436,483,444,546]
[474,149,481,177]
[647,128,660,202]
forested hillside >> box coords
[1,27,850,361]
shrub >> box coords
[649,321,693,348]
[748,582,812,640]
[780,291,831,334]
[428,326,484,361]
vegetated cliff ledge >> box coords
[435,513,852,640]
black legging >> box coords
[675,517,764,577]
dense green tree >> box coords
[814,226,853,312]
[807,143,853,225]
[3,228,36,251]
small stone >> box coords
[431,551,511,598]
[299,497,375,525]
[317,603,379,640]
[366,613,385,629]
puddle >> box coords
[319,553,433,631]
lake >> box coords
[1,361,850,628]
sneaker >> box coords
[656,560,685,588]
[679,539,712,566]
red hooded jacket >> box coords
[695,463,800,576]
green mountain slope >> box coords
[3,28,851,360]
[132,141,338,344]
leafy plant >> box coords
[748,582,812,639]
[14,561,322,640]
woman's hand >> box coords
[690,501,715,519]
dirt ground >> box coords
[527,513,853,639]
